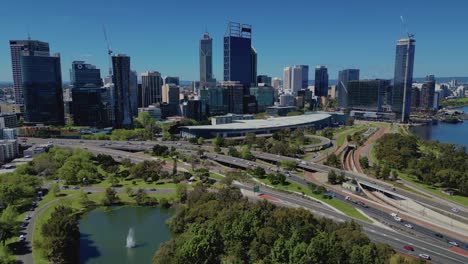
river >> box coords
[79,206,174,264]
[410,106,468,149]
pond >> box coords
[79,206,174,264]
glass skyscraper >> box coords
[112,54,133,127]
[141,71,163,107]
[337,69,360,108]
[10,40,50,105]
[21,52,64,125]
[200,32,214,88]
[314,65,329,97]
[347,79,391,112]
[224,22,252,92]
[392,37,415,123]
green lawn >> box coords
[91,177,178,189]
[397,172,468,207]
[254,177,372,223]
[209,172,224,180]
[335,126,366,147]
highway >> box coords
[25,137,468,263]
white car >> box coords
[418,254,430,260]
[18,234,25,242]
[394,216,402,222]
[24,215,31,221]
[448,241,459,247]
[404,224,413,229]
[390,212,398,217]
[451,208,460,213]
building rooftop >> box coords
[183,113,330,131]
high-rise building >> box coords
[70,61,108,127]
[250,85,275,112]
[251,46,257,87]
[337,69,360,108]
[200,32,214,88]
[130,70,138,117]
[272,77,281,89]
[392,37,416,123]
[411,86,420,110]
[291,66,303,95]
[299,65,309,89]
[185,99,207,121]
[163,76,179,86]
[257,75,272,86]
[283,67,292,92]
[162,84,180,105]
[200,87,228,116]
[224,22,252,91]
[9,40,50,105]
[420,75,435,110]
[219,81,244,114]
[22,52,64,125]
[112,54,133,127]
[141,71,163,107]
[314,65,329,97]
[347,79,391,112]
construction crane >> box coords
[103,26,113,77]
[400,16,414,39]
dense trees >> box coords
[375,133,468,196]
[56,149,98,185]
[0,170,41,208]
[153,187,395,264]
[40,206,79,264]
[129,160,165,182]
[324,153,341,168]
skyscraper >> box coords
[347,79,391,112]
[10,40,50,105]
[392,37,415,123]
[112,54,133,127]
[314,65,329,97]
[130,70,138,117]
[337,69,360,108]
[299,65,309,89]
[251,46,257,87]
[420,75,435,110]
[283,67,292,92]
[21,52,64,125]
[70,61,108,127]
[163,76,180,86]
[257,75,272,86]
[141,71,163,107]
[224,22,252,91]
[291,66,302,94]
[200,32,214,88]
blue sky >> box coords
[0,0,467,82]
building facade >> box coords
[200,32,214,88]
[250,85,275,112]
[347,79,391,112]
[392,38,416,122]
[314,65,329,97]
[223,22,252,90]
[420,75,435,110]
[141,71,163,107]
[337,69,360,108]
[200,87,228,116]
[112,54,133,127]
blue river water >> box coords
[410,106,468,149]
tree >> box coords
[359,157,369,169]
[280,160,297,171]
[0,206,18,246]
[228,147,240,158]
[244,133,256,146]
[172,158,178,176]
[121,158,133,168]
[79,190,94,208]
[321,128,334,140]
[328,170,338,184]
[50,183,60,197]
[41,206,79,264]
[324,154,341,168]
[129,160,164,181]
[212,135,225,148]
[188,137,197,144]
[240,145,255,161]
[197,137,204,145]
[102,187,119,206]
[250,166,266,179]
[109,174,120,187]
[134,188,149,205]
[176,184,188,203]
[346,117,355,126]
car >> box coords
[61,185,69,190]
[404,224,413,229]
[18,234,25,242]
[301,161,307,165]
[345,196,351,201]
[390,212,398,217]
[435,233,443,238]
[394,216,402,222]
[21,222,28,228]
[24,215,31,221]
[451,207,460,213]
[149,188,156,191]
[418,254,430,260]
[403,245,414,251]
[72,186,80,190]
[176,143,182,146]
[448,241,459,247]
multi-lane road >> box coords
[25,137,468,263]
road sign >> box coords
[253,185,260,193]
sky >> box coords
[0,0,467,82]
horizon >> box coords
[1,0,468,82]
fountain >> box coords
[126,227,136,248]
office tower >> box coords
[272,77,281,89]
[251,46,257,87]
[250,85,275,112]
[186,99,207,121]
[279,94,295,107]
[219,81,244,114]
[291,66,303,94]
[112,54,133,127]
[137,84,143,108]
[299,65,309,89]
[0,114,18,129]
[102,82,115,124]
[70,61,107,127]
[22,52,64,125]
[200,87,228,116]
[130,70,138,116]
[141,71,163,107]
[224,22,252,91]
[392,37,415,123]
[200,32,214,88]
[162,84,180,105]
[257,75,272,86]
[337,69,360,108]
[347,79,391,112]
[9,40,50,105]
[314,65,329,97]
[411,86,420,110]
[283,67,292,92]
[163,76,179,86]
[420,75,435,110]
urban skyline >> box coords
[1,0,468,82]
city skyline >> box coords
[1,0,468,82]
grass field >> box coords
[254,177,372,223]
